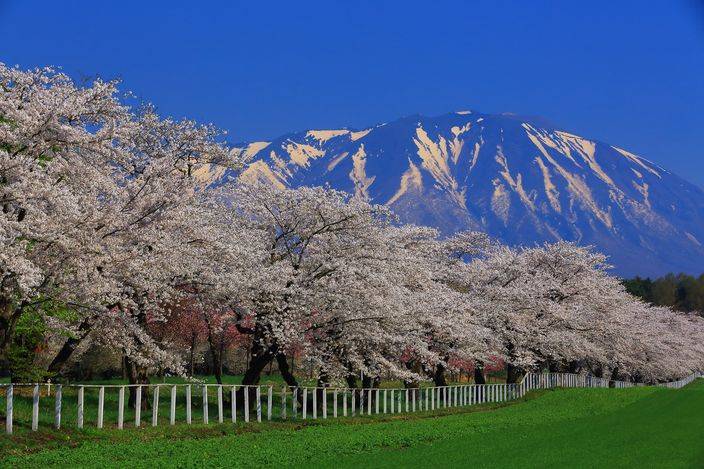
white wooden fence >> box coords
[2,371,701,435]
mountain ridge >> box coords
[198,110,704,277]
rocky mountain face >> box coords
[197,111,704,277]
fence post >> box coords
[151,385,158,427]
[186,385,192,424]
[170,386,177,425]
[31,384,40,431]
[78,385,85,429]
[54,384,62,429]
[312,388,317,419]
[302,388,308,420]
[98,386,105,428]
[292,387,297,418]
[256,386,262,422]
[376,389,381,414]
[135,385,142,427]
[267,386,273,421]
[333,389,338,418]
[383,389,387,414]
[352,389,356,416]
[117,386,125,429]
[217,385,224,424]
[322,388,327,419]
[343,389,348,417]
[202,385,208,424]
[5,385,12,435]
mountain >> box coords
[197,111,704,277]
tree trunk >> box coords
[609,367,620,388]
[213,351,223,385]
[241,349,273,385]
[240,322,279,384]
[505,363,524,384]
[0,299,22,369]
[474,361,486,385]
[206,332,224,385]
[316,370,330,410]
[593,366,604,378]
[345,374,357,389]
[276,352,299,388]
[404,360,421,388]
[188,332,196,377]
[236,338,274,412]
[360,374,381,408]
[124,354,150,410]
[433,363,448,387]
[568,360,580,374]
[47,317,92,376]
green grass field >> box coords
[2,379,703,468]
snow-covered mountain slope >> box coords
[198,111,704,277]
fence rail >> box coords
[1,371,701,435]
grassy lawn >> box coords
[2,380,703,468]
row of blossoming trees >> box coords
[2,65,704,400]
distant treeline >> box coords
[623,274,704,314]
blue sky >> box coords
[2,0,703,185]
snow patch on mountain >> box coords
[306,129,350,143]
[349,144,375,200]
[388,160,423,205]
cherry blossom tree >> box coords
[0,64,242,389]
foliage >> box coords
[5,300,75,382]
[6,310,48,382]
[624,273,704,314]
